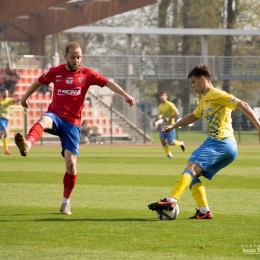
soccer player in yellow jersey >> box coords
[155,91,185,159]
[148,64,260,219]
[0,88,21,154]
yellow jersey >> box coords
[0,97,13,119]
[193,87,240,140]
[158,100,178,127]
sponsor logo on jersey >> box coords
[56,75,62,77]
[57,89,81,96]
[66,77,73,84]
[78,77,84,84]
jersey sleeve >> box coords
[38,67,55,85]
[169,102,178,114]
[87,68,109,87]
[213,93,240,110]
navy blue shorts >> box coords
[44,112,80,157]
[189,137,237,180]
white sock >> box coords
[167,197,177,203]
[199,206,210,214]
[62,198,70,204]
[27,140,32,149]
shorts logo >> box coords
[66,77,73,84]
[78,77,84,84]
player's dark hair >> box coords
[159,91,167,96]
[66,42,81,54]
[187,64,211,80]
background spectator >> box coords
[38,84,52,96]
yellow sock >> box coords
[170,171,193,199]
[3,137,8,150]
[162,143,171,155]
[190,180,208,208]
[173,140,181,146]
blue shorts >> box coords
[159,127,175,143]
[44,112,80,157]
[0,118,8,131]
[189,137,237,180]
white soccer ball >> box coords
[156,204,180,220]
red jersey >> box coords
[38,64,108,126]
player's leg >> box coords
[15,115,53,156]
[59,120,80,215]
[148,140,205,214]
[160,128,172,158]
[0,119,11,154]
[148,161,202,212]
[189,178,212,219]
[189,138,237,219]
[61,150,78,215]
[2,128,11,154]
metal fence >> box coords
[1,54,260,80]
[84,55,260,80]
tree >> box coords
[222,0,236,93]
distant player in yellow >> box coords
[155,91,185,159]
[149,64,260,219]
[0,88,21,155]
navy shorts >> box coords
[43,112,80,157]
[189,137,237,180]
[0,118,8,131]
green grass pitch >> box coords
[0,144,259,259]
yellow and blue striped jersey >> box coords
[193,87,240,140]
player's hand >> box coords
[125,96,136,107]
[21,97,30,108]
[162,125,173,134]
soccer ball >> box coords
[156,204,180,220]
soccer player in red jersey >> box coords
[15,42,135,215]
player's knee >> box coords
[66,160,76,174]
[38,116,53,129]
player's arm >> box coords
[236,100,260,142]
[162,113,199,133]
[12,98,21,103]
[20,80,42,108]
[155,114,162,121]
[106,80,135,107]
